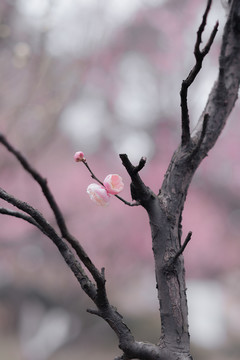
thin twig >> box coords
[173,231,192,264]
[114,194,140,206]
[0,144,137,350]
[0,135,136,347]
[0,133,69,235]
[83,160,104,186]
[82,158,140,207]
[180,0,218,146]
[0,133,104,286]
[164,232,192,272]
[0,207,44,232]
[0,187,97,300]
[133,156,147,174]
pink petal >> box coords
[87,183,110,207]
[74,151,85,162]
[103,174,124,195]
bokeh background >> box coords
[0,0,240,359]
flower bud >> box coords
[103,174,124,195]
[74,151,85,162]
[87,183,110,207]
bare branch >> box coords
[119,154,153,206]
[0,133,105,286]
[0,207,44,231]
[0,187,97,300]
[162,0,240,216]
[0,139,138,354]
[194,0,218,58]
[133,156,147,174]
[172,231,192,264]
[180,0,218,146]
[0,133,69,235]
[114,194,140,207]
[192,0,240,155]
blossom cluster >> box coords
[74,151,124,207]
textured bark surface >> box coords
[120,1,240,358]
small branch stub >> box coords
[120,154,153,205]
[166,232,192,270]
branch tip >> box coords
[181,0,217,147]
[133,156,147,174]
[195,0,212,55]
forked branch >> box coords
[180,0,218,146]
[0,207,44,231]
[119,154,153,206]
[0,187,97,300]
[0,133,105,287]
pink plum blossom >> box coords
[103,174,124,195]
[87,183,110,207]
[74,151,85,162]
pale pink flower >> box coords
[87,183,110,207]
[74,151,85,162]
[103,174,124,195]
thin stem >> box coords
[0,207,44,231]
[115,194,140,207]
[83,160,104,186]
[0,133,69,235]
[0,187,97,301]
[173,231,192,263]
[180,0,218,146]
[82,159,140,207]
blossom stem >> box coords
[83,161,104,186]
[82,160,140,207]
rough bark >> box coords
[121,0,240,358]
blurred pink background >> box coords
[0,1,239,359]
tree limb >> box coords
[180,0,218,146]
[0,207,44,232]
[193,0,240,155]
[161,0,240,216]
[0,187,97,300]
[119,154,154,207]
[0,139,141,358]
[0,133,105,287]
